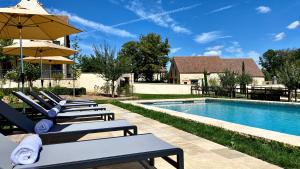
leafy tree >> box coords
[277,61,300,102]
[237,61,253,94]
[94,43,130,98]
[208,78,219,90]
[118,41,140,81]
[5,70,19,88]
[78,54,102,73]
[260,49,300,80]
[71,35,82,96]
[21,63,40,91]
[219,69,238,98]
[119,33,170,82]
[0,39,14,79]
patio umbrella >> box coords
[3,40,77,87]
[0,0,81,91]
[23,56,75,87]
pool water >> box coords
[150,100,300,136]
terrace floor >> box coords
[9,104,281,169]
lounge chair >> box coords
[15,91,106,112]
[40,91,98,108]
[29,91,107,113]
[45,90,94,103]
[13,92,114,121]
[0,100,137,138]
[0,133,184,169]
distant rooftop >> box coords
[173,56,264,77]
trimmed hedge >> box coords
[0,87,86,96]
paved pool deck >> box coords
[9,103,281,169]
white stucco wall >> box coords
[179,73,265,86]
[1,73,134,93]
[253,77,265,86]
[133,83,192,94]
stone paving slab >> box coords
[8,103,281,169]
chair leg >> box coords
[149,158,155,166]
[177,150,184,169]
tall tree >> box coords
[20,63,40,91]
[277,61,300,102]
[119,33,170,82]
[78,54,102,73]
[94,43,129,98]
[0,39,14,79]
[203,70,209,94]
[260,49,300,80]
[237,61,253,94]
[219,69,238,98]
[118,41,140,81]
[71,35,82,96]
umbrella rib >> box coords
[0,14,13,34]
[22,15,33,26]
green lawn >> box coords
[95,100,300,169]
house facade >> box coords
[169,56,265,86]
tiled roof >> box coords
[173,56,264,77]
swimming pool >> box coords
[147,100,300,136]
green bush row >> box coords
[0,87,86,96]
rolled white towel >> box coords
[34,119,53,134]
[47,104,61,117]
[59,100,67,106]
[10,135,42,166]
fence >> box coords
[191,86,294,101]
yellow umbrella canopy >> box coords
[23,56,75,65]
[0,0,81,90]
[0,0,81,40]
[23,56,75,87]
[3,40,77,57]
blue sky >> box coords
[2,0,300,63]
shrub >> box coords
[0,87,87,96]
[47,87,86,96]
[0,90,4,100]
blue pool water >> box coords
[148,100,300,136]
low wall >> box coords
[133,83,192,94]
[0,73,132,93]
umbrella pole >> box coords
[40,57,43,88]
[49,64,52,88]
[19,28,25,92]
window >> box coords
[191,80,199,85]
[52,40,60,45]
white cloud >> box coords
[273,32,286,41]
[207,5,234,14]
[194,31,231,44]
[115,0,198,34]
[170,47,181,54]
[256,6,271,14]
[287,21,300,30]
[246,50,261,63]
[48,8,136,38]
[225,42,243,54]
[202,45,224,56]
[206,45,224,51]
[203,50,222,56]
